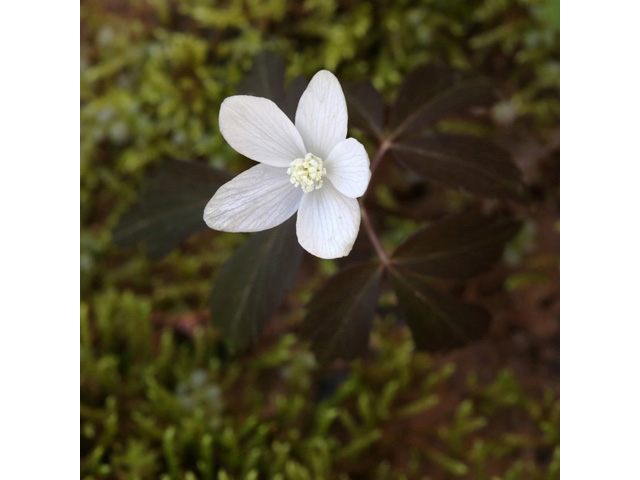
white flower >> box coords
[204,70,371,259]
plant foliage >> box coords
[113,161,231,259]
[209,217,302,352]
[82,0,560,476]
[114,52,525,360]
[302,263,382,364]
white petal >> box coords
[204,164,303,232]
[296,181,360,259]
[219,96,306,167]
[295,70,348,160]
[325,138,371,198]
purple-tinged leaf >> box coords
[113,160,232,259]
[390,65,497,138]
[302,263,382,364]
[390,269,490,352]
[209,216,302,353]
[391,134,525,201]
[392,212,521,279]
[345,81,385,139]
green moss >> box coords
[81,293,558,478]
[81,0,559,477]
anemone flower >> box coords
[204,70,371,259]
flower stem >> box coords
[361,205,389,265]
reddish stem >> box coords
[360,139,393,263]
[361,205,389,265]
[370,139,391,175]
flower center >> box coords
[287,153,327,193]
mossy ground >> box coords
[81,0,559,478]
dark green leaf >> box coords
[209,216,302,352]
[345,81,385,139]
[392,212,521,279]
[113,160,232,259]
[302,263,382,364]
[390,269,490,351]
[237,51,286,106]
[237,52,307,122]
[281,75,308,122]
[390,65,497,138]
[392,134,525,201]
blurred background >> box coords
[80,0,559,478]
